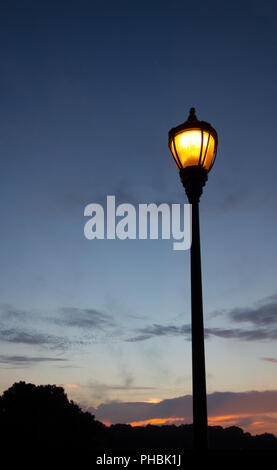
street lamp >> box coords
[168,107,218,451]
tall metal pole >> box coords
[180,166,208,451]
[190,201,208,451]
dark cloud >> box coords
[0,303,116,332]
[57,307,116,330]
[126,322,277,343]
[2,292,277,349]
[208,391,277,416]
[0,327,69,350]
[93,390,277,425]
[95,396,185,424]
[124,292,277,343]
[0,304,117,351]
[125,336,150,344]
[0,354,67,366]
[0,328,57,345]
[205,327,277,341]
[228,293,277,326]
[126,324,191,342]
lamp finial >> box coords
[188,107,197,122]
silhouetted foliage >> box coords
[0,381,105,450]
[108,423,277,451]
[0,382,276,451]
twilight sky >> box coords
[1,0,277,436]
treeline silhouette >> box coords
[0,381,276,451]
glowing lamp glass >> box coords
[170,128,216,171]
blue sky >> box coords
[0,0,277,435]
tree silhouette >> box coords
[0,381,105,450]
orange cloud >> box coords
[94,391,277,436]
[129,413,277,436]
[130,417,181,426]
[142,398,162,404]
[208,412,277,435]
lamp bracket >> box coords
[180,166,208,203]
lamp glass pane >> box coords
[170,140,181,168]
[174,129,215,170]
[202,133,215,170]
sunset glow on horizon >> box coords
[127,412,277,436]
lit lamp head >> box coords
[168,107,218,203]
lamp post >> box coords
[168,107,218,451]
